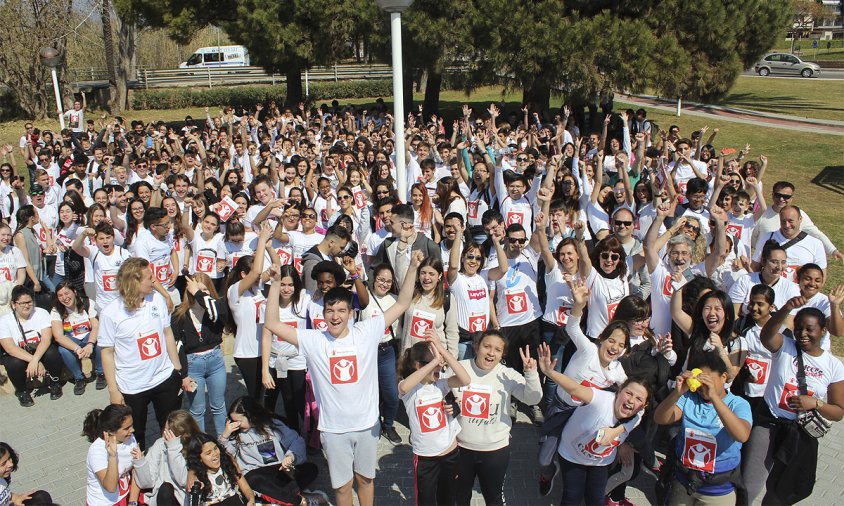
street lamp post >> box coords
[39,47,65,130]
[375,0,414,200]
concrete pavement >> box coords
[1,353,843,505]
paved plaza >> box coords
[0,354,842,505]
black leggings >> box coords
[455,446,509,506]
[122,372,182,450]
[279,369,307,434]
[234,356,263,402]
[1,344,64,393]
[245,462,318,502]
[415,447,459,506]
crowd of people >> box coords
[0,95,842,506]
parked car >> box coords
[754,53,821,78]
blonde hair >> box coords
[118,257,151,311]
[166,409,201,448]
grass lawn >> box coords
[774,39,844,61]
[712,75,844,122]
[2,87,843,353]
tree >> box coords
[101,0,119,112]
[130,0,374,105]
[0,0,73,119]
[791,0,835,52]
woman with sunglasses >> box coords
[575,226,629,338]
[328,186,371,248]
[729,240,799,318]
[0,285,64,407]
[447,225,507,360]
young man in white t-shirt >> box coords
[264,251,423,506]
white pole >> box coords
[676,96,682,117]
[51,68,65,129]
[305,69,309,97]
[390,11,407,200]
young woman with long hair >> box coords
[186,433,256,505]
[13,205,43,293]
[54,200,85,290]
[0,441,54,505]
[132,410,200,506]
[83,403,140,506]
[410,182,436,241]
[401,257,458,356]
[51,280,102,395]
[172,273,229,434]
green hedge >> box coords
[131,79,393,110]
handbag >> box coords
[795,346,832,438]
[14,312,40,354]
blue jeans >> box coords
[57,334,101,380]
[377,343,399,429]
[559,455,609,505]
[185,347,228,435]
[42,272,63,294]
[541,322,569,409]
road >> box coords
[741,69,844,80]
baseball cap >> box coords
[30,183,45,195]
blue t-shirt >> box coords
[673,391,752,496]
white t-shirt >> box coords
[556,315,627,406]
[54,223,80,277]
[401,379,461,457]
[728,272,800,315]
[764,337,844,420]
[742,324,773,398]
[269,291,309,370]
[285,230,324,275]
[467,188,492,228]
[493,248,541,327]
[86,436,137,506]
[132,228,175,286]
[50,303,97,343]
[98,292,174,394]
[450,273,489,333]
[190,232,224,279]
[0,244,26,283]
[87,247,131,311]
[558,389,637,466]
[649,263,704,336]
[585,269,629,338]
[227,281,265,359]
[542,265,578,326]
[296,315,384,433]
[360,292,397,344]
[500,195,534,239]
[726,212,755,258]
[752,230,827,282]
[0,308,52,348]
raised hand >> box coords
[537,342,556,375]
[520,345,537,371]
[568,278,589,307]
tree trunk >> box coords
[402,65,414,119]
[422,70,442,119]
[522,78,551,115]
[285,66,303,105]
[116,18,137,111]
[101,0,119,114]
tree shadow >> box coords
[811,166,844,197]
[718,93,844,116]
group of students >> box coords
[0,96,842,506]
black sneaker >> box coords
[381,426,402,445]
[95,374,107,390]
[538,460,560,497]
[50,381,63,400]
[17,390,34,407]
[74,378,87,395]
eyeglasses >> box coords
[613,220,633,227]
[508,237,527,245]
[600,252,620,261]
[152,221,171,229]
[683,223,701,233]
[15,300,33,306]
[773,192,793,201]
[465,254,482,261]
[375,277,392,285]
[337,195,352,201]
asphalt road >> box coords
[742,68,844,80]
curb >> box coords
[621,93,844,129]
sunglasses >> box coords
[302,214,317,219]
[517,157,529,162]
[684,223,701,233]
[613,220,633,227]
[465,254,482,261]
[773,192,793,201]
[338,195,352,201]
[600,252,620,262]
[508,237,527,245]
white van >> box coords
[179,46,250,68]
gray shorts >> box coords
[320,424,379,488]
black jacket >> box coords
[170,291,227,369]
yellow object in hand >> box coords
[687,368,703,392]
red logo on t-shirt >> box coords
[409,312,435,340]
[72,320,92,337]
[353,191,366,209]
[293,256,302,275]
[276,248,292,265]
[584,437,620,458]
[662,275,674,297]
[779,381,814,413]
[607,302,619,320]
[137,332,162,360]
[467,289,486,301]
[196,255,214,273]
[683,434,716,473]
[329,354,358,384]
[415,401,446,433]
[782,265,799,282]
[744,357,769,384]
[556,306,571,325]
[102,273,118,291]
[468,314,487,333]
[216,199,237,222]
[505,291,528,314]
[151,263,170,283]
[312,317,327,332]
[506,211,525,226]
[725,223,743,240]
[0,266,11,282]
[467,201,479,219]
[461,390,491,419]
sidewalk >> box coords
[617,93,844,136]
[1,354,842,505]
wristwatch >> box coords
[816,398,825,409]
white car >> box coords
[754,53,821,78]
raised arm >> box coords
[485,233,509,282]
[384,251,422,327]
[574,221,592,278]
[537,342,594,404]
[446,227,463,286]
[760,296,804,353]
[670,282,693,335]
[238,223,273,297]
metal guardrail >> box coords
[136,64,392,89]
